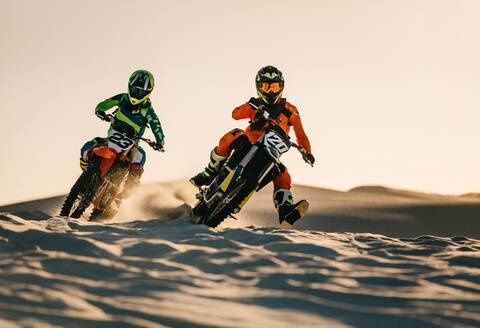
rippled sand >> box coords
[1,181,480,327]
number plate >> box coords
[264,131,289,153]
[107,129,135,152]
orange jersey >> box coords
[232,99,312,154]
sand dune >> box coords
[3,180,478,238]
[1,181,480,327]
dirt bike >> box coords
[192,121,314,228]
[60,122,163,221]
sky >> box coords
[1,0,479,204]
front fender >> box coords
[92,146,117,176]
[92,146,117,159]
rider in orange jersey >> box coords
[190,66,315,226]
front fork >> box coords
[92,159,131,210]
[202,145,260,206]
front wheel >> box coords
[60,169,96,218]
[89,205,118,222]
[201,181,257,228]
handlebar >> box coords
[97,110,163,152]
[291,142,314,167]
[96,111,114,123]
[260,119,314,167]
[138,137,165,152]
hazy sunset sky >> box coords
[1,0,479,204]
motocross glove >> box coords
[249,98,269,123]
[152,141,164,151]
[253,109,270,121]
[248,97,266,111]
[304,152,315,165]
[96,110,113,122]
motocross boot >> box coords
[80,147,93,170]
[274,189,309,227]
[80,158,88,171]
[119,164,144,199]
[190,148,227,187]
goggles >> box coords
[129,85,151,100]
[258,82,283,93]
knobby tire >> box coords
[203,181,256,228]
[60,169,96,218]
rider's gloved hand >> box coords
[304,152,315,165]
[248,97,265,111]
[96,110,112,122]
[152,141,164,151]
[253,109,269,121]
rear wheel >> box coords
[60,169,97,218]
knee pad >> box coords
[229,133,250,151]
[217,129,245,156]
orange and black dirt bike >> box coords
[192,120,313,228]
[60,124,163,221]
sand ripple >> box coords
[0,211,480,328]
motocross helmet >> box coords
[255,66,284,105]
[128,70,154,105]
